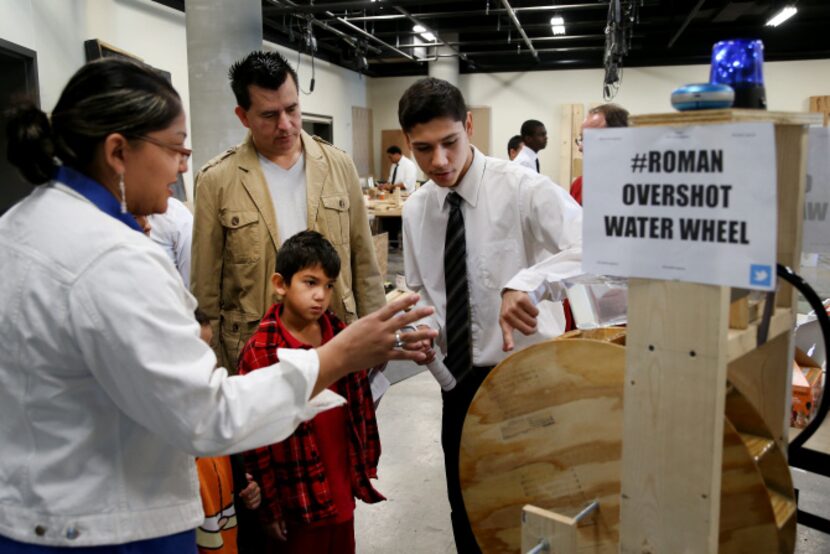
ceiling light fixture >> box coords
[550,15,566,36]
[413,24,437,44]
[765,6,797,27]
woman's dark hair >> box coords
[6,57,182,185]
[276,230,341,285]
[398,77,468,134]
[229,50,299,110]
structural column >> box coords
[428,33,459,87]
[185,0,262,173]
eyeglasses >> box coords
[574,135,584,147]
[129,135,192,161]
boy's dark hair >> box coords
[386,145,402,155]
[588,103,630,128]
[229,50,299,110]
[520,119,545,139]
[398,77,468,133]
[276,230,341,285]
[194,308,210,327]
[507,135,523,153]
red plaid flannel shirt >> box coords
[237,304,384,525]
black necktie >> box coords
[535,158,540,173]
[444,192,472,381]
[391,164,398,184]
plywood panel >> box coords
[460,337,789,554]
[351,106,373,177]
[380,129,410,182]
[470,105,491,156]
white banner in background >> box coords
[583,122,777,291]
[803,127,830,254]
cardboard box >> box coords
[792,348,826,428]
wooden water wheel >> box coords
[459,330,796,553]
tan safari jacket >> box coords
[191,131,385,370]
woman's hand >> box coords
[314,294,437,395]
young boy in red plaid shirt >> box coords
[238,230,383,554]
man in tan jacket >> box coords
[192,51,385,369]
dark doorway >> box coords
[302,113,334,144]
[0,38,39,216]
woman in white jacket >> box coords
[0,58,434,553]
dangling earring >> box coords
[118,173,127,214]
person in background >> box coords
[239,231,383,554]
[193,309,262,554]
[192,50,385,371]
[513,119,548,173]
[149,195,193,284]
[398,78,582,553]
[383,145,417,194]
[507,135,524,161]
[0,57,435,553]
[570,103,629,205]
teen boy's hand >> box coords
[499,289,539,352]
[313,294,437,396]
[406,324,436,365]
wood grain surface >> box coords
[460,337,794,553]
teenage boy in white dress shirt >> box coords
[399,77,582,552]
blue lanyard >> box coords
[55,166,142,232]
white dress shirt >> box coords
[513,145,539,172]
[260,152,308,244]
[0,182,342,546]
[388,155,418,193]
[148,196,193,284]
[403,147,583,367]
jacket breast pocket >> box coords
[220,210,261,264]
[321,195,350,245]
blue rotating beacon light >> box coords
[710,39,767,109]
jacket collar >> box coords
[300,130,328,229]
[55,166,142,232]
[236,130,329,249]
[236,135,280,249]
[253,303,336,349]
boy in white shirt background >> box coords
[399,77,582,552]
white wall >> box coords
[265,41,368,155]
[0,0,368,200]
[367,59,830,183]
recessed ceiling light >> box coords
[765,6,797,27]
[550,15,566,35]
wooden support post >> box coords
[621,280,731,553]
[559,104,584,189]
[620,109,819,553]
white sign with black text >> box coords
[583,122,777,291]
[803,127,830,254]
